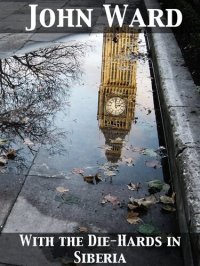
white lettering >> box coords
[167,237,181,247]
[76,9,93,27]
[166,9,183,27]
[20,234,32,247]
[57,9,74,27]
[148,9,165,27]
[74,251,126,264]
[129,8,146,27]
[25,5,37,31]
[104,4,128,27]
[40,8,56,28]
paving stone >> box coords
[0,174,25,229]
[144,0,200,264]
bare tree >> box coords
[0,42,87,170]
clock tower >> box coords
[98,26,138,163]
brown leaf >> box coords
[71,168,84,175]
[130,195,158,208]
[84,175,95,184]
[161,205,176,213]
[172,192,176,201]
[95,174,102,184]
[79,227,88,233]
[127,182,141,191]
[127,211,142,224]
[56,187,69,193]
[101,194,120,205]
[147,109,152,115]
[127,203,139,210]
[83,174,102,184]
[160,195,175,205]
[6,149,17,159]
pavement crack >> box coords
[168,105,190,108]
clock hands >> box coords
[106,97,126,115]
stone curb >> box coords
[144,0,200,265]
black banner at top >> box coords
[0,0,197,33]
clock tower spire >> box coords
[98,26,138,163]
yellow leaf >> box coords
[79,227,88,233]
[127,211,142,225]
[56,187,69,193]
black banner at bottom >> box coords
[0,233,185,266]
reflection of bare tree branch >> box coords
[0,42,86,159]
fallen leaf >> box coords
[95,174,102,184]
[145,160,162,169]
[24,138,34,146]
[101,199,107,205]
[101,194,120,205]
[160,195,175,205]
[83,175,95,184]
[0,157,7,166]
[147,110,152,115]
[172,192,176,201]
[79,227,88,233]
[83,174,102,185]
[71,168,84,175]
[127,203,139,210]
[0,139,8,145]
[127,182,141,191]
[6,149,17,159]
[56,187,69,193]
[161,205,176,212]
[155,146,167,158]
[162,183,170,192]
[130,195,158,208]
[127,211,142,224]
[147,180,164,193]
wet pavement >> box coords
[0,32,183,265]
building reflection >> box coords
[98,27,138,163]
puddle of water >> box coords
[28,33,164,185]
[0,31,180,236]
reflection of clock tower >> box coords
[98,27,138,163]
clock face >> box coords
[106,97,126,116]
